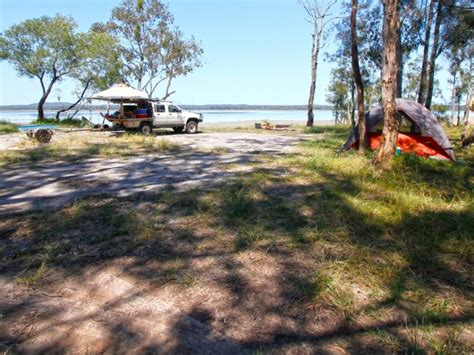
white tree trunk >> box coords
[451,73,456,125]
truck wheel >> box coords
[139,122,153,135]
[186,121,198,134]
[173,127,184,134]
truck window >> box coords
[155,104,165,113]
[169,105,180,113]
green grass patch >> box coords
[16,260,49,287]
[31,117,92,128]
[0,120,19,134]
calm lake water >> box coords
[0,109,335,125]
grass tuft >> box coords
[31,117,92,128]
[0,133,180,167]
[0,120,19,134]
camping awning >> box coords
[92,84,149,101]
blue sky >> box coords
[0,0,449,106]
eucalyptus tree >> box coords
[326,63,354,125]
[442,0,474,124]
[374,0,401,164]
[299,0,338,127]
[417,0,435,104]
[396,0,424,97]
[341,0,422,98]
[424,0,443,110]
[350,0,367,152]
[403,60,422,101]
[55,30,121,120]
[327,1,381,126]
[105,0,203,99]
[0,15,83,119]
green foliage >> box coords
[431,103,448,119]
[403,60,421,101]
[445,12,473,125]
[101,0,203,98]
[0,15,78,80]
[75,30,121,91]
[31,117,91,128]
[442,0,474,52]
[0,15,121,119]
[0,120,19,134]
[326,64,352,124]
[328,0,424,115]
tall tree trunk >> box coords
[37,78,56,119]
[347,102,351,125]
[463,89,471,125]
[463,59,472,125]
[396,29,403,98]
[457,95,461,125]
[450,72,456,125]
[38,96,47,120]
[350,79,356,127]
[55,80,91,121]
[425,0,442,111]
[351,0,366,152]
[307,29,321,127]
[374,0,400,164]
[417,0,434,104]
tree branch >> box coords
[55,80,91,120]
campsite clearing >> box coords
[0,126,473,353]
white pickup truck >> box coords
[105,101,203,135]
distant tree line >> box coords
[0,0,203,120]
[0,103,334,112]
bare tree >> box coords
[374,0,401,164]
[350,0,366,153]
[299,0,337,127]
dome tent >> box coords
[342,99,456,160]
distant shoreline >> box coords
[0,104,333,111]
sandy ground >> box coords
[1,129,472,353]
[0,131,302,213]
[0,132,26,151]
[0,130,320,353]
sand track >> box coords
[0,132,301,214]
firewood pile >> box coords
[255,120,295,131]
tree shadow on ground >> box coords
[0,131,472,353]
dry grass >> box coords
[1,125,472,352]
[0,132,180,167]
